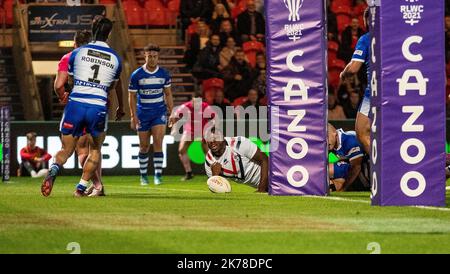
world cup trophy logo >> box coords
[283,0,303,22]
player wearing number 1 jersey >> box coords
[41,16,122,197]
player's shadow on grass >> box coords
[111,193,235,201]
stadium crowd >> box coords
[179,0,372,119]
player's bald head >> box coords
[327,123,337,151]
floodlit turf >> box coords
[0,176,450,254]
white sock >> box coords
[30,170,38,178]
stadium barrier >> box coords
[266,0,328,195]
[369,0,445,206]
[1,119,450,179]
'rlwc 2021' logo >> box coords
[400,0,424,26]
[283,0,304,42]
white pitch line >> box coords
[106,185,450,211]
[305,195,450,212]
[413,206,450,212]
[305,195,370,204]
[446,186,450,191]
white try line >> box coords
[446,186,450,191]
[306,195,450,212]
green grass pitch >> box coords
[0,176,450,254]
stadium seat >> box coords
[123,0,146,26]
[353,2,368,16]
[330,0,352,9]
[98,0,117,4]
[144,0,164,9]
[3,0,14,26]
[333,5,352,16]
[231,96,248,106]
[259,96,267,106]
[202,78,224,93]
[231,0,247,18]
[242,41,264,68]
[336,14,351,34]
[328,41,339,61]
[167,0,180,13]
[146,7,170,26]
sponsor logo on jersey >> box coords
[87,49,111,61]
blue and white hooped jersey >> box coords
[334,129,364,162]
[351,32,371,88]
[68,41,122,108]
[128,65,171,112]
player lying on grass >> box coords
[327,123,370,192]
[204,129,268,192]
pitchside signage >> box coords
[1,106,10,182]
[266,0,328,195]
[28,5,105,42]
[370,0,446,206]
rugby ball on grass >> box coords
[207,176,232,193]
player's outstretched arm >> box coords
[251,149,269,193]
[340,61,363,81]
[344,157,363,191]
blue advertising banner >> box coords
[370,0,446,206]
[28,5,106,42]
[266,0,328,195]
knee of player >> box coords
[139,145,150,153]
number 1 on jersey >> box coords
[88,64,101,84]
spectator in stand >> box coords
[211,3,231,33]
[236,89,261,119]
[212,88,231,115]
[328,91,347,120]
[180,0,214,40]
[337,74,360,105]
[237,0,265,43]
[212,0,232,13]
[19,132,51,178]
[338,18,365,63]
[192,34,223,80]
[220,36,237,68]
[327,7,338,42]
[218,18,241,47]
[223,49,256,101]
[184,21,210,70]
[252,52,266,97]
[342,91,361,119]
[254,0,264,14]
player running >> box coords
[41,16,122,197]
[169,97,215,181]
[339,8,371,154]
[128,43,174,186]
[327,123,369,192]
[54,30,112,197]
[204,129,269,192]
